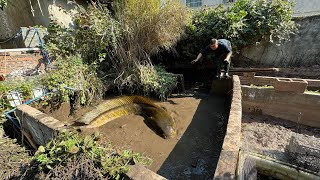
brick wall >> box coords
[0,51,42,76]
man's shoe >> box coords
[223,74,230,79]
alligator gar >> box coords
[77,96,176,138]
[77,96,161,124]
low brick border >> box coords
[213,75,242,179]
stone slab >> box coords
[15,104,66,146]
[125,165,167,180]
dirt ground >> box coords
[0,136,31,179]
[80,92,229,180]
[241,112,320,172]
[36,99,103,124]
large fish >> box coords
[76,96,176,138]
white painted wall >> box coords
[182,0,320,16]
[202,0,224,7]
[292,0,320,16]
[181,0,232,8]
[0,0,86,40]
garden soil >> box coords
[241,113,320,172]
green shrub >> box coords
[139,64,177,100]
[45,6,122,65]
[0,0,8,10]
[32,131,152,180]
[41,55,104,105]
[177,0,297,62]
[0,78,37,114]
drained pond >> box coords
[43,90,230,179]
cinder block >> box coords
[274,78,307,93]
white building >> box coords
[182,0,235,8]
[181,0,320,16]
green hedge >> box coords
[175,0,297,63]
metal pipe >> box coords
[0,48,40,53]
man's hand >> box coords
[191,59,198,64]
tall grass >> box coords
[106,0,189,99]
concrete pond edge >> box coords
[213,75,242,180]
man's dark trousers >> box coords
[213,55,230,79]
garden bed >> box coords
[241,113,320,173]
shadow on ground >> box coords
[157,92,230,180]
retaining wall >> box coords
[213,75,242,179]
[239,15,320,67]
[14,104,66,146]
[242,86,320,128]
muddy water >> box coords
[82,93,229,180]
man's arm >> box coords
[191,53,203,64]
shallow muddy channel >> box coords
[78,93,230,180]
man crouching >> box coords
[191,38,232,79]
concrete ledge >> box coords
[242,86,320,128]
[239,76,320,90]
[15,104,66,146]
[125,165,167,180]
[214,75,242,179]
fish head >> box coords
[161,117,177,139]
[164,125,176,138]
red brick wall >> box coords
[0,52,42,76]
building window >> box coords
[186,0,202,8]
[223,0,235,3]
